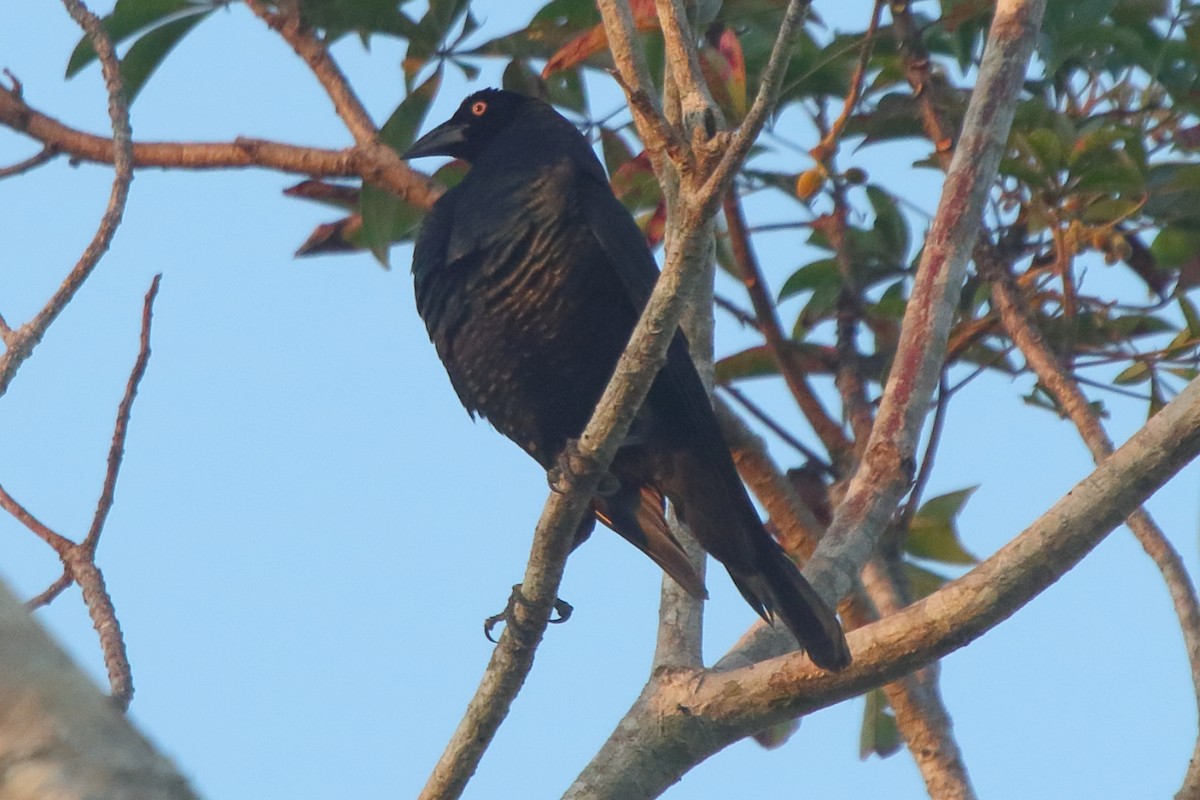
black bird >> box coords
[404,89,850,671]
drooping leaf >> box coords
[753,718,800,750]
[906,487,979,565]
[361,71,442,265]
[859,688,902,760]
[66,0,200,77]
[903,561,951,600]
[118,9,213,103]
[866,185,910,260]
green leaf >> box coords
[752,719,800,750]
[118,10,213,104]
[66,0,199,78]
[299,0,419,42]
[1113,361,1151,385]
[378,69,442,155]
[361,71,442,265]
[903,562,950,600]
[906,487,979,565]
[715,345,779,383]
[778,259,839,301]
[866,185,910,259]
[859,688,902,760]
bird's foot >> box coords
[546,440,619,497]
[483,584,574,643]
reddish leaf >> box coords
[701,23,746,119]
[294,216,364,257]
[542,0,658,77]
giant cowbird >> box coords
[404,89,850,671]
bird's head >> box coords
[402,89,531,163]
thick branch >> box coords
[0,580,199,799]
[803,0,1047,611]
[566,371,1200,798]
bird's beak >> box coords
[402,120,467,160]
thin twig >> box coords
[85,274,161,550]
[0,0,132,400]
[0,483,74,553]
[722,190,852,463]
[898,374,951,532]
[719,383,831,468]
[25,569,72,610]
[653,0,718,135]
[809,0,885,163]
[0,143,58,178]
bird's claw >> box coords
[483,584,574,643]
[547,440,619,497]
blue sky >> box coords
[2,2,1199,798]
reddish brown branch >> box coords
[722,190,853,464]
[0,87,442,210]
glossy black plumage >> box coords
[405,89,850,671]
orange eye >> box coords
[471,101,487,116]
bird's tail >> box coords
[667,448,851,672]
[729,543,851,672]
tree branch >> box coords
[803,0,1047,612]
[0,86,442,210]
[0,0,132,399]
[566,370,1200,798]
[722,190,853,463]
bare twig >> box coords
[0,143,58,178]
[653,0,717,133]
[719,384,830,467]
[0,0,132,399]
[0,274,163,709]
[809,0,885,163]
[25,569,72,610]
[86,274,161,550]
[722,190,852,463]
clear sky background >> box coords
[2,3,1199,799]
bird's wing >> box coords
[575,167,724,446]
